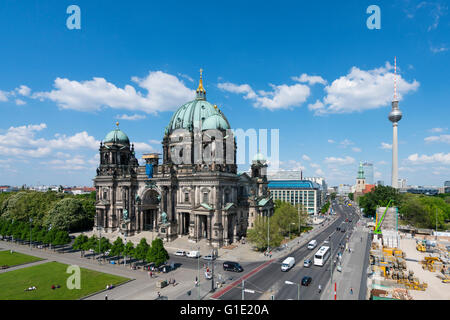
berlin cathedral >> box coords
[93,71,273,247]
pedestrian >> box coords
[157,291,160,298]
[350,287,353,295]
[105,294,108,300]
[150,271,152,278]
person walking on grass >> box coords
[350,287,353,295]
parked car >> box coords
[203,254,216,261]
[223,261,243,272]
[301,276,312,286]
[174,250,186,256]
[303,259,312,268]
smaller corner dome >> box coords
[201,114,230,131]
[104,128,130,146]
[253,152,266,162]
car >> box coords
[336,226,341,231]
[303,259,312,267]
[203,254,216,261]
[186,251,200,258]
[341,228,346,233]
[301,276,312,286]
[223,261,243,272]
[174,250,186,256]
[345,218,349,222]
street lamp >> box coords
[285,280,300,300]
[210,249,215,293]
[29,218,33,250]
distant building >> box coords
[406,187,439,195]
[444,181,450,193]
[362,162,374,185]
[70,187,96,195]
[398,178,407,189]
[267,170,303,181]
[338,184,352,196]
[377,180,384,186]
[268,180,323,215]
[0,185,12,193]
[303,176,328,205]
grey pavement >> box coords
[321,215,370,300]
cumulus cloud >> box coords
[380,142,392,150]
[291,73,327,85]
[33,71,196,114]
[0,123,99,158]
[16,85,31,97]
[116,114,147,121]
[424,134,450,144]
[339,139,354,148]
[218,81,310,111]
[324,156,355,166]
[0,91,9,102]
[315,168,325,176]
[309,62,419,115]
[302,154,311,161]
[327,139,335,144]
[15,99,26,106]
[352,147,362,152]
[407,152,450,165]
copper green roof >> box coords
[104,128,130,146]
[165,99,230,135]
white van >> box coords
[186,250,200,258]
[281,257,295,271]
[307,240,318,250]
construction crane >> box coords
[374,199,393,235]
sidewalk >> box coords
[321,220,370,300]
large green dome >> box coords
[165,99,230,135]
[104,126,130,146]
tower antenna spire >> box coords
[394,56,397,101]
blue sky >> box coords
[0,0,449,187]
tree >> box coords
[53,230,71,246]
[247,216,283,251]
[45,198,90,232]
[124,241,135,264]
[135,238,150,264]
[348,193,354,201]
[358,185,402,217]
[272,202,304,237]
[330,193,337,200]
[110,237,125,261]
[147,238,169,267]
[73,234,89,257]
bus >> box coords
[314,246,330,266]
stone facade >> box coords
[93,74,273,247]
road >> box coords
[216,201,361,300]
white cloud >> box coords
[380,142,392,150]
[424,134,450,144]
[339,139,354,148]
[133,142,155,153]
[291,73,327,85]
[315,168,325,176]
[278,160,305,171]
[148,139,161,145]
[310,62,419,115]
[324,156,355,166]
[310,163,320,168]
[218,81,310,110]
[407,152,450,165]
[33,71,196,114]
[429,127,447,133]
[374,171,382,178]
[16,85,31,97]
[0,91,8,102]
[0,123,99,159]
[308,100,325,112]
[15,99,26,106]
[352,147,362,152]
[116,114,147,121]
[430,45,448,53]
[377,160,388,165]
[302,154,311,161]
[327,139,335,144]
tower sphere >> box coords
[388,108,402,123]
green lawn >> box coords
[0,250,43,267]
[0,261,130,300]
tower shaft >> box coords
[391,123,398,188]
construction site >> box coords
[365,202,450,300]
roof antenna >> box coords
[394,56,397,101]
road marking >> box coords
[211,259,274,299]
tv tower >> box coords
[388,57,402,188]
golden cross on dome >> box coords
[116,121,119,128]
[200,68,203,78]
